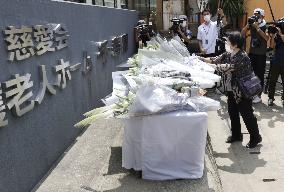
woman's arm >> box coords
[199,52,226,64]
[199,54,235,73]
[199,57,212,63]
[215,63,235,73]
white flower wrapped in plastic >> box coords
[128,84,197,117]
[169,38,191,57]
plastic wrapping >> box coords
[169,37,191,57]
[102,71,129,106]
[188,96,221,112]
[184,56,216,73]
[155,34,166,44]
[129,85,197,116]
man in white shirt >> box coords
[197,9,227,57]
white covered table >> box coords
[122,110,208,180]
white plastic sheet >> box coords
[188,96,221,112]
[122,110,208,180]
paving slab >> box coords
[34,119,222,192]
[208,93,284,192]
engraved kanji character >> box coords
[53,24,69,50]
[0,86,8,127]
[82,51,92,74]
[110,36,121,57]
[54,59,71,89]
[96,40,108,64]
[3,74,34,117]
[4,26,35,61]
[121,34,128,53]
[35,65,56,104]
[34,25,55,55]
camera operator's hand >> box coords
[217,8,225,17]
[277,27,283,35]
[177,25,182,34]
[269,32,277,38]
[252,22,259,30]
[241,24,250,37]
[200,48,206,55]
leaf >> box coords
[84,104,115,117]
[75,110,113,128]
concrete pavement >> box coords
[208,93,284,192]
[33,92,284,192]
[33,119,222,192]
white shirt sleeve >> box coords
[197,26,202,41]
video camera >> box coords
[135,20,151,44]
[137,24,149,36]
[248,15,260,27]
[170,18,184,33]
[267,18,284,34]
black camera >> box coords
[170,18,184,33]
[136,23,150,45]
[137,24,149,35]
[267,19,284,34]
[248,15,260,26]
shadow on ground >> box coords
[214,143,267,174]
[81,147,217,192]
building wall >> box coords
[245,0,284,21]
[0,1,138,192]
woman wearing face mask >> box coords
[197,8,227,57]
[199,31,262,148]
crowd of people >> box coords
[134,7,284,148]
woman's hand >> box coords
[198,56,213,64]
[197,56,205,62]
[209,64,217,69]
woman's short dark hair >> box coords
[202,9,211,15]
[227,31,245,49]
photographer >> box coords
[134,20,151,50]
[241,8,269,103]
[197,8,227,57]
[267,25,284,106]
[170,16,192,50]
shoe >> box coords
[252,96,262,104]
[268,99,274,106]
[226,135,243,143]
[246,135,262,148]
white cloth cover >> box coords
[122,110,208,180]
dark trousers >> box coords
[268,64,284,100]
[249,53,266,96]
[227,92,260,140]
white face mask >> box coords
[204,15,211,22]
[225,43,233,53]
[182,21,187,28]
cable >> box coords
[267,0,276,22]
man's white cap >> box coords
[179,15,188,20]
[254,8,265,16]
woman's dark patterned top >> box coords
[210,50,253,103]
